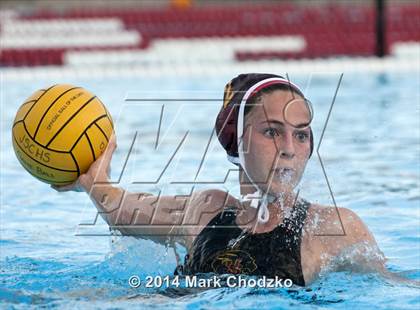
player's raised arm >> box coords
[51,133,232,248]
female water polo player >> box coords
[53,73,389,286]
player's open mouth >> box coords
[274,168,295,182]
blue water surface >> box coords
[1,71,419,309]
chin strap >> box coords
[241,188,277,223]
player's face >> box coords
[242,90,312,195]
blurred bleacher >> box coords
[0,0,418,67]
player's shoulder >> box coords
[191,189,240,212]
[307,203,359,220]
[305,203,367,239]
[188,189,239,222]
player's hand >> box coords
[51,133,117,193]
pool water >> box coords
[1,72,419,309]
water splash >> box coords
[319,241,387,276]
[278,168,295,184]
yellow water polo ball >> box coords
[12,84,114,185]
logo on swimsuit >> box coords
[211,250,257,274]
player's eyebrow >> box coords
[260,119,284,126]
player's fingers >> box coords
[101,133,117,166]
[51,181,78,192]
